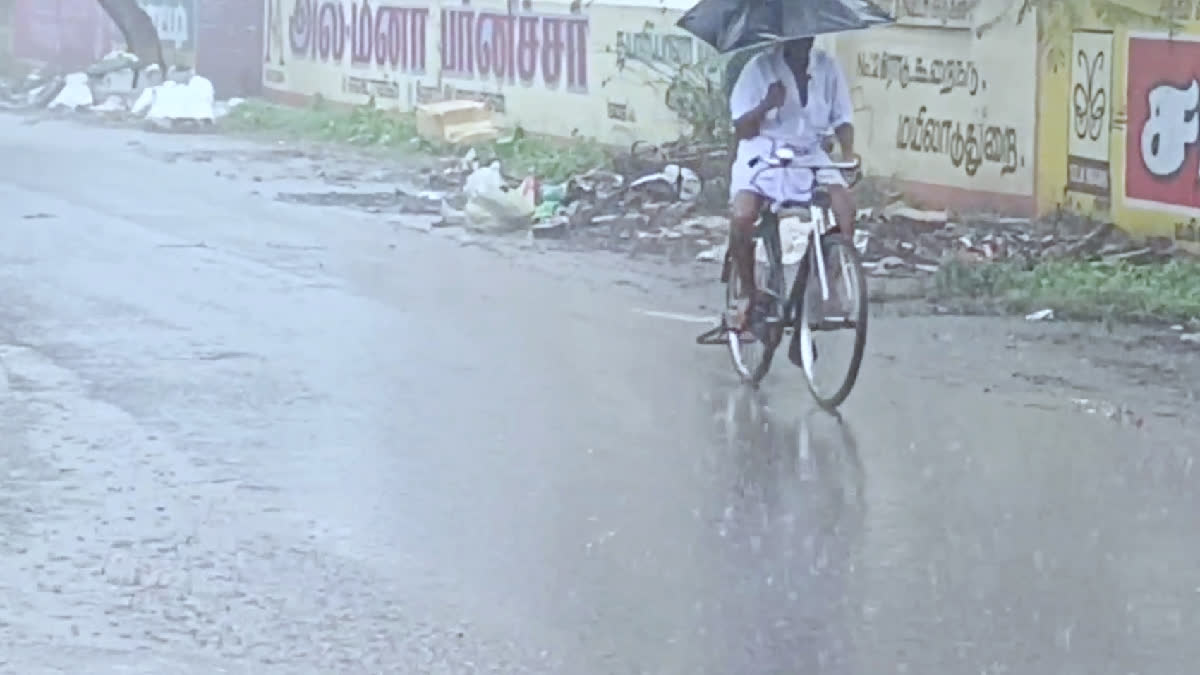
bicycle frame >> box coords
[746,144,859,318]
[698,143,869,402]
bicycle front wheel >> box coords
[793,233,869,408]
[726,231,785,386]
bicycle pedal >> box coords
[695,323,728,345]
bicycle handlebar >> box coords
[747,144,863,196]
[748,145,861,172]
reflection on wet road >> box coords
[1,117,1198,673]
[706,389,866,674]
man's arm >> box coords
[729,57,771,141]
[734,100,776,141]
[834,123,854,160]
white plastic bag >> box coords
[463,161,505,198]
[462,161,534,233]
[141,74,216,121]
[48,73,93,109]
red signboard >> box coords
[1125,34,1200,211]
[11,0,121,71]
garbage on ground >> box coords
[48,73,94,110]
[628,164,703,203]
[424,138,1198,270]
[138,75,217,128]
[87,50,145,100]
[416,100,499,145]
[23,76,66,109]
[1025,308,1055,322]
[461,161,535,233]
[858,206,1193,273]
[882,203,947,226]
[92,95,128,113]
[531,215,570,239]
[0,48,240,130]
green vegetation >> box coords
[222,97,418,147]
[933,258,1200,325]
[474,127,611,184]
[221,98,610,183]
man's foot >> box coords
[728,294,754,333]
[727,289,776,344]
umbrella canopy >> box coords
[677,0,894,54]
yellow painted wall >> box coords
[261,0,713,146]
[262,0,1049,215]
[1036,0,1200,250]
[1035,2,1123,223]
[830,0,1039,212]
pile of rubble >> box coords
[0,51,243,130]
[425,141,720,259]
[416,138,1194,272]
[857,202,1192,274]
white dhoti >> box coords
[729,136,847,204]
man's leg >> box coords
[730,190,762,327]
[825,184,855,238]
[820,179,857,316]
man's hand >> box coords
[840,152,862,187]
[761,81,786,111]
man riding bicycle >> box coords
[727,36,857,330]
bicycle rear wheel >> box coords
[793,233,868,408]
[726,224,786,386]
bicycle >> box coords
[697,144,869,409]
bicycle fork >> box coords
[810,208,831,303]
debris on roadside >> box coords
[857,206,1193,275]
[0,49,242,132]
[416,100,499,145]
[1025,308,1055,322]
[461,161,535,233]
[48,73,95,110]
[135,74,218,131]
[415,137,1197,273]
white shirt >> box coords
[729,45,853,151]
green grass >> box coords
[933,257,1200,325]
[221,97,418,147]
[221,98,611,183]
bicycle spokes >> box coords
[796,235,869,408]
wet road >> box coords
[1,116,1198,674]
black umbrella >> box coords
[677,0,894,54]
